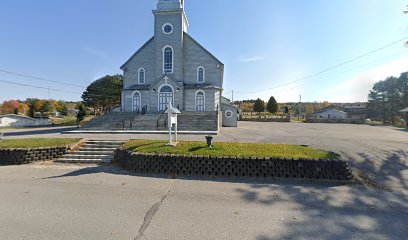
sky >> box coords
[0,0,407,103]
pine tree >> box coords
[266,96,278,114]
[253,98,265,113]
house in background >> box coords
[0,114,50,127]
[310,109,347,119]
[341,103,367,120]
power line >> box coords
[0,79,120,99]
[0,79,80,94]
[0,69,84,88]
[234,35,408,94]
[0,68,123,93]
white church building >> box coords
[120,0,224,113]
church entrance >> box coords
[132,92,141,112]
[158,85,173,111]
[196,91,205,112]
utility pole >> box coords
[298,94,302,118]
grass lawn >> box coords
[50,115,94,126]
[124,140,338,160]
[0,138,82,149]
[0,127,23,130]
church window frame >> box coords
[158,84,175,111]
[163,45,174,74]
[138,68,146,84]
[197,66,205,83]
[195,90,206,112]
[162,23,174,34]
[132,90,142,112]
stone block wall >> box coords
[115,149,352,181]
[0,147,69,165]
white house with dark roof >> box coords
[311,109,348,119]
[0,114,50,127]
[120,0,224,113]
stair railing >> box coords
[156,109,167,129]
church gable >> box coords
[121,37,154,70]
[121,37,156,88]
[183,33,224,86]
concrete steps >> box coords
[56,140,124,164]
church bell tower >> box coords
[153,0,189,82]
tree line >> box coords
[0,99,70,117]
[235,97,334,115]
[367,72,408,124]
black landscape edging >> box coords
[0,147,69,165]
[115,148,353,181]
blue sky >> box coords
[0,0,407,103]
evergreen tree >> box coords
[82,74,123,114]
[253,98,265,113]
[76,103,87,127]
[367,72,408,124]
[266,96,278,113]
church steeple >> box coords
[157,0,184,11]
[154,0,189,32]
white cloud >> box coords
[82,45,109,60]
[326,57,408,102]
[237,56,267,63]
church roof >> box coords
[312,108,347,115]
[184,83,222,90]
[183,33,224,66]
[120,37,154,70]
[123,84,151,91]
[120,33,224,71]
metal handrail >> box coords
[156,109,167,128]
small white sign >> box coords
[170,116,176,125]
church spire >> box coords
[157,0,184,11]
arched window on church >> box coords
[197,66,205,83]
[163,46,173,73]
[195,90,205,112]
[138,68,145,84]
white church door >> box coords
[196,91,205,112]
[159,86,173,111]
[132,92,141,112]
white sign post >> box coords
[165,102,181,146]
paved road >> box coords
[0,163,407,240]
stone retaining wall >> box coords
[0,147,69,165]
[115,149,352,181]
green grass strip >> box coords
[0,138,82,149]
[124,140,337,160]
